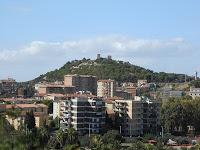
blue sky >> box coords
[0,0,200,81]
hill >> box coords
[32,58,189,83]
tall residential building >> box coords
[0,78,17,96]
[97,79,116,98]
[53,94,105,135]
[64,74,97,95]
[114,96,160,137]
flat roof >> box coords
[64,74,96,78]
[39,84,75,88]
[98,79,115,82]
[6,103,48,109]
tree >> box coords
[127,141,146,150]
[39,100,53,114]
[64,144,80,150]
[38,127,50,149]
[161,98,200,135]
[24,110,35,131]
[6,106,21,129]
[101,130,122,150]
[67,127,78,145]
[56,129,67,148]
[90,135,103,150]
[190,80,200,88]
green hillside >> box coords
[33,58,189,83]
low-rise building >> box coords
[5,103,48,130]
[189,87,200,99]
[0,98,35,104]
[137,80,148,87]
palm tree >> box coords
[56,129,66,148]
[67,127,77,145]
[91,135,103,150]
[38,127,49,149]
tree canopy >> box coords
[32,58,189,83]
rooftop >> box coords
[64,74,97,78]
[0,98,34,102]
[6,103,48,109]
[98,79,115,82]
[39,84,75,88]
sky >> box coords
[0,0,200,81]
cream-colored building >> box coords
[97,79,116,98]
[114,96,160,136]
[6,103,48,130]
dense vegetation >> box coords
[33,58,189,83]
[190,79,200,88]
[161,97,200,135]
[0,113,187,150]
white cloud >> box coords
[0,35,196,81]
[0,35,190,61]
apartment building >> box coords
[114,96,160,137]
[37,84,75,95]
[0,78,17,96]
[53,94,105,135]
[189,87,200,99]
[64,74,97,95]
[5,103,48,130]
[97,79,116,98]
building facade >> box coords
[5,103,48,130]
[114,96,160,137]
[64,74,97,95]
[97,79,116,98]
[189,87,200,99]
[37,84,75,96]
[53,94,105,135]
[0,78,17,96]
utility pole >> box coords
[119,125,122,135]
[89,123,91,137]
[161,126,164,138]
[130,124,132,138]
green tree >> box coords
[90,135,103,150]
[67,127,78,144]
[6,106,21,127]
[24,110,35,131]
[38,126,50,149]
[127,141,146,150]
[56,129,67,148]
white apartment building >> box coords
[97,79,116,98]
[53,94,105,135]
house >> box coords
[5,103,48,130]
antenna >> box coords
[195,71,198,80]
